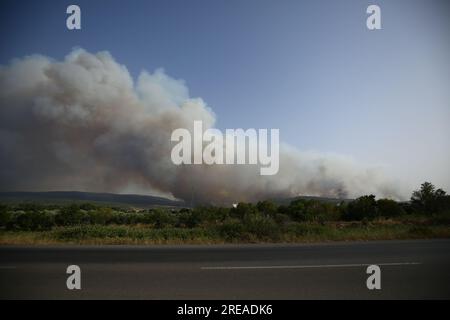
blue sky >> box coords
[1,0,449,192]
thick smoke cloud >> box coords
[0,49,403,204]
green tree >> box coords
[150,208,176,228]
[377,199,405,218]
[55,204,88,226]
[256,200,277,217]
[411,182,449,214]
[231,202,258,220]
[90,207,114,225]
[0,204,10,228]
[343,195,377,221]
[286,199,306,222]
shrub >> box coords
[343,195,377,221]
[149,208,177,228]
[6,211,55,231]
[230,202,258,219]
[411,182,450,214]
[256,200,278,217]
[79,203,98,211]
[243,215,280,239]
[284,199,340,222]
[180,207,211,227]
[285,199,306,221]
[0,204,11,228]
[55,204,89,226]
[89,207,115,225]
[377,199,405,218]
[216,219,245,240]
[273,213,291,225]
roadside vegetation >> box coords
[1,182,449,244]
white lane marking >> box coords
[201,262,421,270]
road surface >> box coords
[1,239,449,299]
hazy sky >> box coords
[0,0,449,193]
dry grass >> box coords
[1,223,449,245]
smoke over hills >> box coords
[0,49,403,204]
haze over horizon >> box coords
[0,0,449,204]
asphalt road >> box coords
[1,239,449,299]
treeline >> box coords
[0,182,449,233]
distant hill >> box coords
[0,191,186,208]
[0,191,351,209]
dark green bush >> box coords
[216,219,245,240]
[148,208,177,228]
[256,200,278,217]
[343,195,377,221]
[230,202,258,219]
[179,207,229,228]
[89,207,115,225]
[274,213,291,225]
[0,204,11,228]
[283,199,340,222]
[411,182,450,214]
[55,204,83,225]
[243,215,280,239]
[377,199,405,218]
[285,199,306,221]
[6,211,55,231]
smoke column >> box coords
[0,49,404,204]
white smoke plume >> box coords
[0,49,404,204]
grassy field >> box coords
[1,220,449,245]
